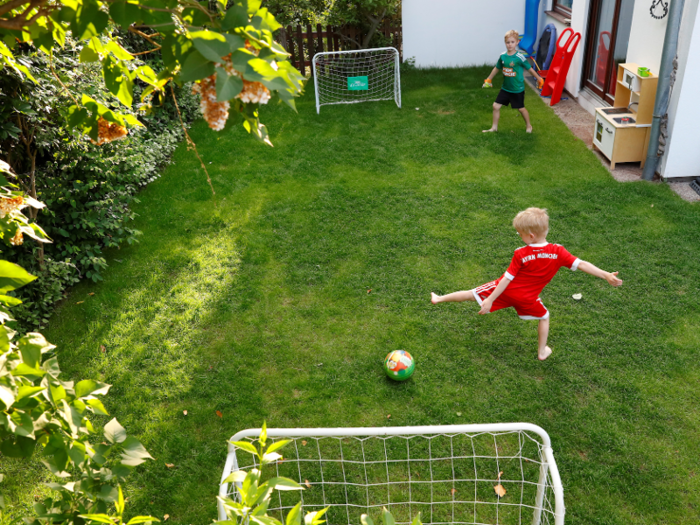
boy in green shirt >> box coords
[483,30,544,134]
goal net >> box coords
[218,424,565,525]
[312,47,401,114]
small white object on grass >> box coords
[416,108,419,110]
[572,293,582,300]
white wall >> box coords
[561,0,589,97]
[403,0,537,67]
[661,0,700,179]
[626,0,672,73]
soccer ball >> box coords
[384,350,415,381]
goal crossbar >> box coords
[218,424,565,525]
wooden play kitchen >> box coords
[592,63,658,169]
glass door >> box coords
[583,0,635,104]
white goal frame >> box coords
[312,47,402,114]
[218,424,565,525]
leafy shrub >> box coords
[0,39,199,332]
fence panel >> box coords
[278,24,403,75]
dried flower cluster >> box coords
[0,196,24,218]
[192,53,271,131]
[192,75,230,131]
[93,117,128,145]
[10,229,23,246]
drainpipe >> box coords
[642,0,686,180]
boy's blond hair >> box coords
[504,30,520,42]
[513,208,549,235]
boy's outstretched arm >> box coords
[577,261,623,286]
[479,277,512,314]
[483,67,499,87]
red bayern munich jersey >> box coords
[501,242,580,304]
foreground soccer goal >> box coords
[312,47,401,114]
[218,424,565,525]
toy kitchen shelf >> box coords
[592,63,658,169]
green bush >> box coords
[0,39,199,332]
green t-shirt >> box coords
[496,51,531,93]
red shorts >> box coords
[472,279,549,320]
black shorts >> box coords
[495,89,525,109]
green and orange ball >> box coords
[384,350,415,381]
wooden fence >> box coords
[278,22,402,76]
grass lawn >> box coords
[4,67,700,525]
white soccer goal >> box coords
[312,47,402,114]
[218,424,565,525]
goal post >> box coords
[218,424,565,525]
[312,47,402,114]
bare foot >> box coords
[526,126,533,134]
[482,127,497,133]
[431,292,441,304]
[538,346,552,361]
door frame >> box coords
[582,0,623,104]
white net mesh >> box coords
[219,429,563,525]
[312,47,401,112]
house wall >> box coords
[626,0,672,73]
[660,0,700,179]
[402,0,543,67]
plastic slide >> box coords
[519,0,541,55]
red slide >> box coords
[540,28,581,106]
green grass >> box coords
[4,67,700,525]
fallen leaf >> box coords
[89,293,95,296]
[572,293,582,300]
[386,414,391,419]
[456,412,462,416]
[165,463,175,468]
[183,410,188,416]
[367,289,372,294]
[450,488,457,496]
[164,515,170,521]
[497,471,503,480]
[76,301,84,304]
[100,345,106,353]
[651,204,654,207]
[305,480,311,488]
[494,484,506,498]
[216,410,223,418]
[302,440,308,446]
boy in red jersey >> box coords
[431,208,622,361]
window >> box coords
[553,0,573,15]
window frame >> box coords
[552,0,573,16]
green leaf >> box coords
[264,439,291,455]
[0,260,36,294]
[215,66,243,101]
[18,333,55,369]
[0,385,15,409]
[109,0,142,29]
[0,435,35,457]
[121,436,154,466]
[410,513,422,525]
[245,0,262,15]
[182,7,210,26]
[0,294,22,306]
[178,50,215,83]
[104,418,127,444]
[222,470,247,484]
[16,386,44,402]
[12,363,45,378]
[71,0,109,40]
[126,516,160,525]
[230,440,258,455]
[191,31,230,62]
[361,515,374,525]
[304,508,328,525]
[285,502,302,525]
[80,45,100,63]
[382,508,395,525]
[267,477,303,491]
[106,40,133,61]
[222,5,248,30]
[98,484,119,503]
[87,397,110,416]
[75,380,111,398]
[251,8,281,32]
[262,451,282,464]
[79,514,116,524]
